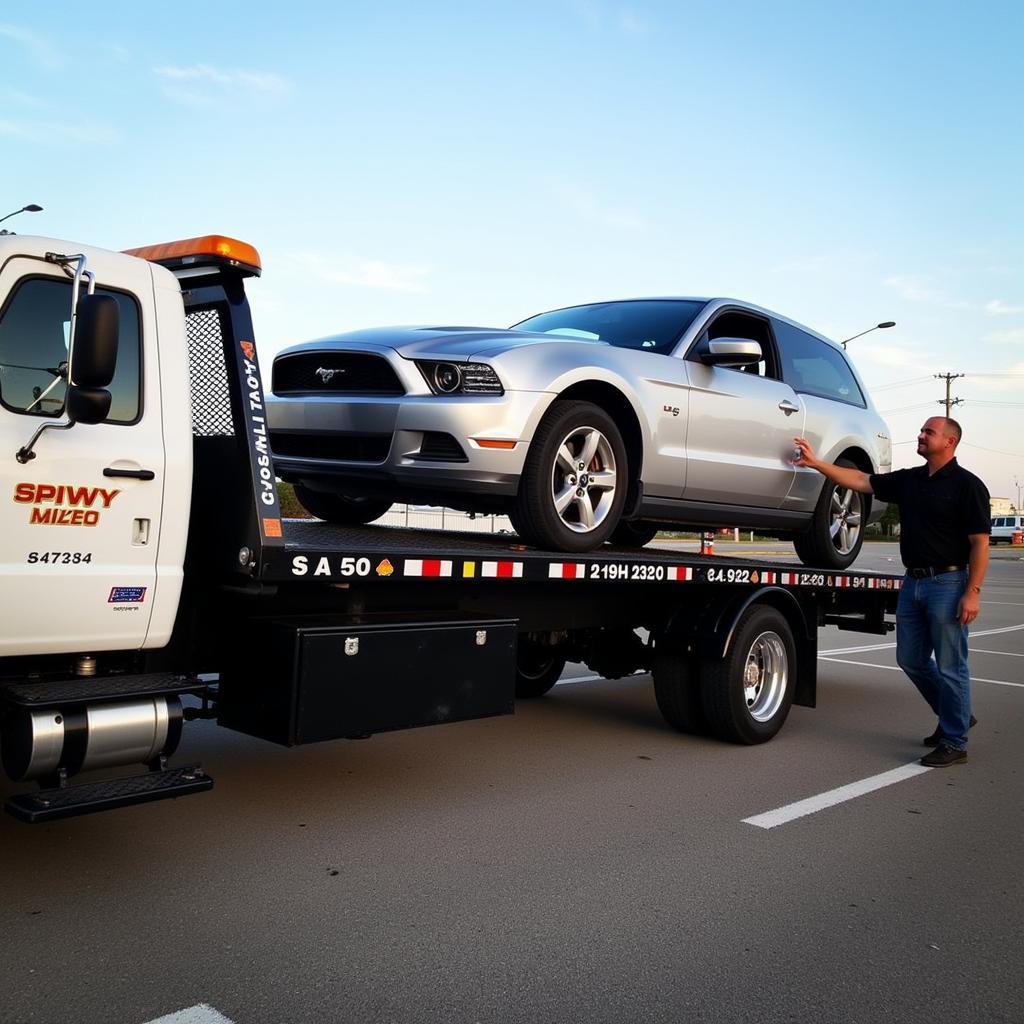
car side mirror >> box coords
[698,336,763,367]
[71,293,118,387]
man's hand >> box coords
[957,589,981,626]
[792,437,817,468]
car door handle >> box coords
[778,400,800,415]
[103,467,156,480]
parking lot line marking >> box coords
[142,1005,235,1024]
[819,657,1024,688]
[969,648,1024,657]
[743,762,931,829]
[820,622,1024,657]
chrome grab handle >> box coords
[778,400,800,415]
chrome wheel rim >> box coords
[829,486,863,555]
[743,631,788,722]
[550,425,618,534]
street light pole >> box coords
[841,321,896,350]
[0,204,43,234]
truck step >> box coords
[0,672,210,708]
[5,765,213,823]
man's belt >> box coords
[906,565,966,578]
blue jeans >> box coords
[896,570,972,749]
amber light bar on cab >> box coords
[123,234,262,277]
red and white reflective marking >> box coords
[481,560,524,578]
[549,563,584,579]
[666,566,694,581]
[403,559,454,578]
[761,571,777,583]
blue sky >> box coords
[3,1,1023,503]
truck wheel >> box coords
[653,651,707,735]
[293,484,392,525]
[515,642,566,698]
[699,605,795,744]
[513,400,627,552]
[793,458,868,569]
[610,521,660,548]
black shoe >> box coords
[921,744,968,767]
[923,714,977,746]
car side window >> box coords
[0,276,141,423]
[695,311,780,380]
[774,320,866,408]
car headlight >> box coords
[416,361,504,396]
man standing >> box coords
[793,417,990,766]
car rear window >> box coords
[512,300,706,356]
[774,320,866,407]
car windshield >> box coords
[511,299,706,355]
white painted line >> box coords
[143,1005,236,1024]
[820,622,1024,657]
[969,648,1024,657]
[556,671,645,686]
[743,762,932,829]
[819,657,1024,688]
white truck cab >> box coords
[0,236,193,656]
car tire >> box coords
[293,484,392,525]
[610,520,660,547]
[699,605,795,744]
[515,641,566,698]
[512,400,628,552]
[793,458,868,569]
[653,649,707,735]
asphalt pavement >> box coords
[1,542,1021,1024]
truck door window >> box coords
[0,276,141,423]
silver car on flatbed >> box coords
[267,298,890,568]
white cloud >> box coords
[154,63,290,98]
[852,341,922,369]
[0,23,63,70]
[0,118,119,145]
[291,252,432,294]
[557,183,646,230]
[984,328,1024,344]
[984,299,1024,316]
[883,274,971,310]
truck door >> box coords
[0,252,164,657]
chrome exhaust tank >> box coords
[1,696,183,782]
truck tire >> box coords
[515,642,566,698]
[793,458,868,569]
[652,650,707,735]
[699,605,795,744]
[513,400,627,553]
[293,484,392,525]
[610,521,660,548]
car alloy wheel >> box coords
[550,424,618,535]
[829,486,863,556]
[513,400,628,552]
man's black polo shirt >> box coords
[869,458,990,569]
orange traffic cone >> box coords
[701,531,715,556]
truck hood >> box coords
[276,325,607,363]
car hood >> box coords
[277,325,608,363]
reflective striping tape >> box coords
[462,561,476,578]
[481,561,524,578]
[666,566,694,581]
[403,559,453,577]
[548,563,583,579]
[762,571,777,584]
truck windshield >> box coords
[511,299,706,355]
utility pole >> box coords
[934,372,964,416]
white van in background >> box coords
[990,514,1024,543]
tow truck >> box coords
[0,232,900,823]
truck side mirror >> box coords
[65,386,112,425]
[71,294,119,388]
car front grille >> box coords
[272,353,405,395]
[270,432,392,463]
